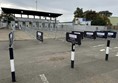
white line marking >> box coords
[115,52,118,56]
[114,47,118,49]
[93,44,104,47]
[100,49,105,52]
[40,74,49,83]
[98,44,105,46]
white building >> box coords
[75,17,91,25]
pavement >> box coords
[0,29,35,41]
[0,29,118,83]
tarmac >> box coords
[0,29,118,83]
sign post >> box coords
[71,43,75,68]
[8,32,16,82]
[66,32,81,68]
[9,32,14,47]
[66,32,81,45]
[9,47,16,82]
[105,40,110,61]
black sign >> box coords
[72,31,84,39]
[36,31,43,42]
[107,31,117,38]
[66,32,81,45]
[9,32,14,47]
[84,31,96,39]
[96,31,107,38]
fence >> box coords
[19,24,108,39]
[20,24,73,39]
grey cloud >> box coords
[1,0,118,21]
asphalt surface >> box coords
[0,34,118,83]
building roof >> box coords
[1,7,62,18]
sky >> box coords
[0,0,118,22]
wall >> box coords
[0,22,7,28]
[73,25,107,31]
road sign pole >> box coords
[71,43,75,68]
[9,47,16,82]
[105,40,110,61]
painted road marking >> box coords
[100,49,105,52]
[114,47,118,49]
[93,44,105,47]
[40,74,49,83]
[115,52,118,56]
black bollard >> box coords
[9,47,16,82]
[71,43,75,68]
[105,40,110,61]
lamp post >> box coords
[35,0,37,10]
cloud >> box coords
[0,0,72,21]
[1,0,118,21]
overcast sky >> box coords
[0,0,118,22]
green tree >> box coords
[100,15,111,25]
[73,7,112,26]
[73,7,84,23]
[91,18,106,26]
[83,10,98,21]
[99,11,112,17]
[74,7,84,18]
[0,12,15,28]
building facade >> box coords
[1,7,62,30]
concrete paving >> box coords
[0,29,118,83]
[0,29,35,41]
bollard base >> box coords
[105,54,109,61]
[71,61,74,68]
[11,72,16,82]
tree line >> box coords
[73,7,112,26]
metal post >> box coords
[35,0,37,10]
[9,47,16,82]
[54,18,57,39]
[105,40,110,61]
[71,43,75,68]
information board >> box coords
[107,31,117,38]
[96,31,107,38]
[36,31,43,42]
[66,32,81,45]
[72,31,84,39]
[84,31,96,39]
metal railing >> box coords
[20,25,74,39]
